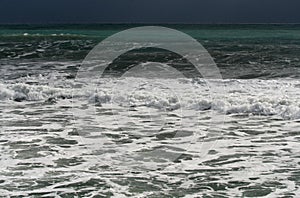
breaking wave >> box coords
[1,77,299,120]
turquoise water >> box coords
[1,24,300,79]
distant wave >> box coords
[0,32,89,38]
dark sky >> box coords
[1,0,300,24]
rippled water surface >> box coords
[0,25,300,197]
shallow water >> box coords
[0,25,300,197]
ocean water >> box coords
[0,24,300,197]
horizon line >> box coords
[1,22,300,26]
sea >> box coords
[0,24,300,197]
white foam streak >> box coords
[1,78,299,120]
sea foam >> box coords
[0,77,299,120]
